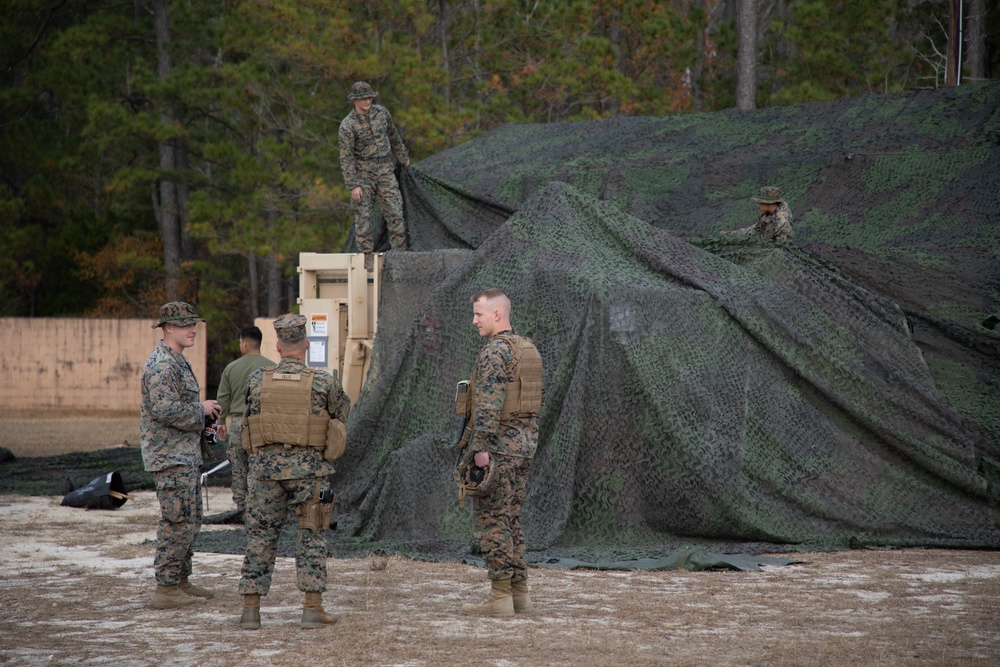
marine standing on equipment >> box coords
[739,185,794,241]
[238,313,351,630]
[215,326,274,516]
[456,289,543,617]
[338,81,410,267]
[141,301,221,609]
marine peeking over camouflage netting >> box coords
[313,181,1000,564]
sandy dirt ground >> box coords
[1,487,998,667]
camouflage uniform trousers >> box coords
[225,416,249,508]
[238,476,328,595]
[473,453,532,582]
[353,161,407,252]
[152,465,203,586]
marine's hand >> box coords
[216,423,228,441]
[474,451,490,467]
[202,400,221,420]
[351,187,362,205]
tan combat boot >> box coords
[149,584,200,609]
[461,578,514,617]
[179,578,215,599]
[240,594,261,630]
[511,578,533,614]
[301,591,338,629]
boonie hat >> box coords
[752,185,783,204]
[152,301,203,329]
[273,313,307,342]
[348,81,378,100]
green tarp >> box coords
[332,144,999,561]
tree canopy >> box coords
[1,0,997,378]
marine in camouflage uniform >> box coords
[459,289,542,617]
[140,301,222,609]
[215,326,274,512]
[738,185,794,241]
[338,81,410,260]
[238,313,351,631]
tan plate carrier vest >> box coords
[456,333,543,427]
[244,368,345,459]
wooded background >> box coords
[2,0,998,382]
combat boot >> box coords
[301,591,338,629]
[240,594,261,631]
[511,578,533,614]
[149,584,200,609]
[461,577,514,617]
[179,578,215,599]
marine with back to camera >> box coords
[238,313,351,630]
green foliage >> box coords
[761,0,937,105]
[1,0,998,370]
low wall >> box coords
[0,318,207,412]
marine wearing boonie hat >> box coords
[348,81,377,100]
[152,301,204,329]
[273,313,307,342]
[752,185,783,204]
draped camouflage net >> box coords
[316,84,1000,562]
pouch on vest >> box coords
[241,421,252,453]
[296,479,334,531]
[325,419,347,461]
[455,380,469,415]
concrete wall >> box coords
[0,318,207,412]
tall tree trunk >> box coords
[177,145,192,261]
[473,0,482,131]
[966,0,986,81]
[606,4,623,116]
[247,252,260,320]
[153,0,183,299]
[946,0,961,86]
[691,1,716,113]
[286,279,296,317]
[736,0,757,109]
[266,254,282,317]
[439,0,451,106]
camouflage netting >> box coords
[391,83,1000,450]
[11,85,997,566]
[332,83,1000,561]
[330,167,1000,562]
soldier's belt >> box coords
[357,155,395,164]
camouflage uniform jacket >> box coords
[748,201,794,242]
[468,329,539,459]
[216,353,274,422]
[338,104,409,189]
[140,341,206,472]
[243,357,351,481]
